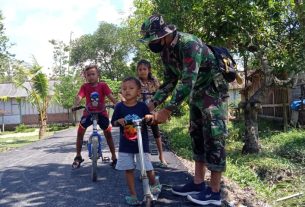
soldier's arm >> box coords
[164,41,202,111]
[151,65,178,107]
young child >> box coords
[72,64,117,168]
[136,59,167,166]
[111,77,161,205]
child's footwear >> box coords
[150,183,162,194]
[72,156,84,169]
[110,159,117,169]
[125,196,142,206]
[155,161,168,168]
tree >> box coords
[49,39,70,78]
[131,0,303,153]
[70,22,133,80]
[0,10,14,83]
[14,60,50,139]
[125,0,165,78]
[53,71,82,125]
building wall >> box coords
[0,98,70,125]
[22,113,69,125]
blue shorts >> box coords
[79,114,109,130]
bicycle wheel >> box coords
[91,136,98,182]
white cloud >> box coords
[0,0,134,72]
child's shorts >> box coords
[79,113,109,130]
[115,152,153,171]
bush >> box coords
[47,124,69,132]
[15,124,35,133]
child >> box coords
[72,64,117,168]
[111,77,161,205]
[136,59,167,166]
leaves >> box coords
[70,22,133,80]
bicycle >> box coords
[72,104,113,182]
[126,117,162,207]
[141,92,155,105]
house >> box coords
[0,81,71,130]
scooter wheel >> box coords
[145,196,153,207]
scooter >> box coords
[130,118,162,207]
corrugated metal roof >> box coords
[0,81,56,98]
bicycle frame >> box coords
[88,113,103,182]
[141,92,155,104]
[72,105,105,182]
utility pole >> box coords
[67,31,73,74]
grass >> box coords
[160,114,305,207]
[0,123,69,152]
[0,136,39,152]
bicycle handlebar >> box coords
[124,116,153,126]
[72,106,85,112]
[72,105,114,113]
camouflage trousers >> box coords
[189,80,228,172]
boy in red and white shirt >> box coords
[72,64,117,168]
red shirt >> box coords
[78,82,112,116]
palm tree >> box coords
[14,59,50,139]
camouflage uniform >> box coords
[152,32,228,172]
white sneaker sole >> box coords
[187,194,221,206]
[171,189,200,196]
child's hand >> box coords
[116,118,125,126]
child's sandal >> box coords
[72,156,84,169]
[125,196,142,206]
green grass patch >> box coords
[47,124,69,132]
[0,135,39,152]
[15,124,36,133]
[161,115,305,206]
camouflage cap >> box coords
[139,14,176,43]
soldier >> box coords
[140,14,228,206]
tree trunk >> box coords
[242,53,269,154]
[67,108,76,126]
[242,102,261,153]
[38,114,47,139]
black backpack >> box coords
[207,45,241,84]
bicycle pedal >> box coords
[150,149,158,155]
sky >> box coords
[0,0,134,72]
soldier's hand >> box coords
[152,108,172,124]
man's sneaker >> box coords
[171,181,205,196]
[187,187,221,206]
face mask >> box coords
[148,41,165,53]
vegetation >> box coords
[0,11,13,83]
[69,22,133,80]
[15,124,35,133]
[161,116,305,206]
[14,60,51,139]
[0,124,69,152]
[0,135,39,152]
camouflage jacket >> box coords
[152,32,219,111]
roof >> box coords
[0,81,57,98]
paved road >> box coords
[0,127,199,207]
